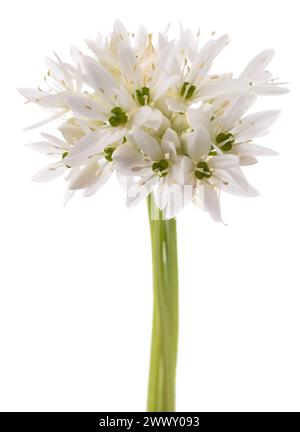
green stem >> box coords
[147,194,179,412]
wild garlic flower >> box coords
[20,21,288,221]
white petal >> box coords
[170,156,191,186]
[234,110,281,140]
[69,161,102,190]
[40,133,68,147]
[135,25,148,52]
[221,94,250,131]
[83,56,117,99]
[26,141,67,156]
[70,45,83,66]
[18,87,48,102]
[113,20,131,46]
[117,42,142,87]
[161,128,180,149]
[32,162,66,182]
[153,179,170,211]
[163,183,192,219]
[113,143,149,176]
[63,188,76,206]
[132,130,163,160]
[209,154,239,169]
[113,87,135,111]
[45,56,66,82]
[152,75,179,101]
[85,38,103,58]
[52,52,74,90]
[126,174,157,208]
[187,35,229,82]
[83,163,112,196]
[39,92,69,108]
[218,166,259,197]
[58,121,85,143]
[23,110,67,131]
[63,168,80,205]
[235,143,278,157]
[199,75,246,100]
[239,156,258,166]
[131,106,152,128]
[131,107,163,132]
[240,49,275,79]
[253,85,290,96]
[182,124,212,162]
[116,172,136,191]
[162,140,177,162]
[65,129,123,167]
[188,106,211,131]
[166,98,187,113]
[204,183,221,222]
[67,95,107,120]
[145,109,164,131]
[181,155,195,178]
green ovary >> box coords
[216,132,234,152]
[195,161,212,180]
[152,159,169,177]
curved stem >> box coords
[147,194,179,412]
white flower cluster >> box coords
[20,21,288,221]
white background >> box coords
[0,0,299,412]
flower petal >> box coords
[204,183,221,222]
[131,106,152,128]
[117,42,142,87]
[113,143,149,176]
[83,162,113,195]
[83,55,117,99]
[240,49,275,79]
[209,154,239,169]
[166,98,187,113]
[171,156,194,186]
[23,110,67,131]
[199,75,247,100]
[132,130,163,160]
[182,124,212,162]
[187,35,229,82]
[163,183,192,219]
[32,162,66,182]
[126,174,158,208]
[221,94,250,131]
[218,166,259,197]
[161,128,180,150]
[253,85,290,96]
[67,95,108,120]
[135,25,148,52]
[26,141,67,156]
[131,107,163,132]
[18,87,48,102]
[235,143,278,157]
[188,106,211,131]
[239,156,258,166]
[69,161,102,190]
[152,75,179,101]
[65,129,123,167]
[234,110,281,140]
[63,189,76,206]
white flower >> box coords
[239,49,289,96]
[113,128,181,211]
[180,123,251,221]
[20,21,288,221]
[19,53,83,130]
[188,94,280,166]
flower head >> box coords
[20,21,288,221]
